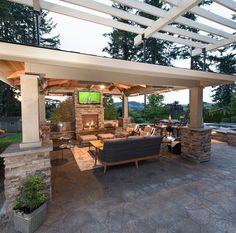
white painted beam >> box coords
[214,0,236,12]
[192,34,236,56]
[153,33,206,48]
[8,0,209,48]
[113,0,232,38]
[134,0,202,46]
[62,0,218,44]
[164,0,236,30]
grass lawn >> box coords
[0,133,22,154]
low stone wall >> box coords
[227,132,236,146]
[211,130,236,146]
[1,144,52,215]
[181,127,212,163]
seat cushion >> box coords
[79,135,97,143]
[98,133,115,140]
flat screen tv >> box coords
[78,91,101,105]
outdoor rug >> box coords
[71,146,102,171]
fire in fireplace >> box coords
[82,114,98,130]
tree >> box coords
[0,0,60,117]
[211,50,236,107]
[103,4,138,61]
[141,94,169,122]
[103,96,118,120]
[137,0,173,65]
[103,1,173,65]
[51,98,74,123]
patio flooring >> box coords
[5,140,236,233]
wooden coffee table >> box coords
[89,140,103,165]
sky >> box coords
[46,0,235,104]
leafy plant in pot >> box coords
[13,174,48,233]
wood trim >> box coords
[101,154,160,173]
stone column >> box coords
[118,94,131,129]
[181,87,211,162]
[20,74,42,149]
[39,94,46,122]
[189,87,204,129]
[122,94,129,119]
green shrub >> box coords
[13,175,47,214]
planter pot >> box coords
[14,202,47,233]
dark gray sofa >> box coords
[98,136,163,173]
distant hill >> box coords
[114,101,213,111]
[114,101,144,110]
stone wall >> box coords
[211,130,236,146]
[118,117,131,129]
[181,127,212,163]
[227,132,236,146]
[1,144,52,215]
[40,121,51,145]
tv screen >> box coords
[78,91,101,104]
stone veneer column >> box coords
[1,144,52,214]
[181,127,212,162]
[181,87,211,162]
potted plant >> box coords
[13,174,48,233]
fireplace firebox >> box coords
[82,114,99,130]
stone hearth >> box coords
[74,90,104,139]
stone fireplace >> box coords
[74,90,104,139]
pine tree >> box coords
[0,0,60,117]
[103,1,173,65]
[211,50,236,107]
[103,4,138,61]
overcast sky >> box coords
[47,0,235,104]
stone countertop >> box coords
[0,143,53,158]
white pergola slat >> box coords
[113,0,233,38]
[214,0,236,12]
[8,0,236,57]
[164,0,236,30]
[134,0,202,46]
[192,34,236,56]
[61,0,218,44]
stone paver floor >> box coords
[6,141,236,232]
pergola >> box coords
[0,0,236,214]
[1,0,236,147]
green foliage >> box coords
[0,82,21,117]
[104,96,118,120]
[141,94,169,122]
[13,175,47,214]
[51,98,74,123]
[0,0,60,117]
[103,1,173,66]
[0,0,60,47]
[45,98,60,120]
[0,133,22,154]
[103,4,139,61]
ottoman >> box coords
[79,134,97,145]
[97,133,115,141]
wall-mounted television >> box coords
[78,91,101,105]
